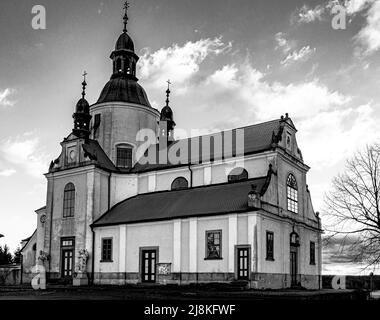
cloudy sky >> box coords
[1,0,379,274]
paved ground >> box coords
[0,284,369,300]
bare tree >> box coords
[325,144,380,270]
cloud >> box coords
[293,0,373,24]
[0,133,50,177]
[138,37,232,88]
[0,169,16,177]
[275,32,292,54]
[298,103,379,168]
[281,46,316,66]
[140,37,376,174]
[191,62,349,122]
[354,0,380,56]
[0,88,16,107]
[294,4,326,24]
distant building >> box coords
[24,4,322,289]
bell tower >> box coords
[159,80,176,145]
[72,72,92,140]
[90,2,160,167]
[110,1,138,80]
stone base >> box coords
[93,272,320,289]
[73,273,89,286]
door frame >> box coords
[235,245,251,281]
[289,232,300,287]
[60,237,75,280]
[139,246,159,283]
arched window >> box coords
[287,174,298,213]
[228,167,248,183]
[171,177,189,190]
[63,183,75,218]
[116,58,122,72]
[116,145,133,168]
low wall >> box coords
[323,275,380,290]
[0,265,21,286]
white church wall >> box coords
[110,173,138,207]
[94,226,120,281]
[125,221,173,273]
[46,169,90,276]
[196,216,229,273]
[156,168,191,191]
[90,103,159,164]
[259,215,286,275]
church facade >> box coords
[22,5,322,289]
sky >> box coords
[0,0,380,275]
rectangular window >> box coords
[205,230,222,259]
[266,231,274,260]
[116,147,132,168]
[310,241,316,265]
[101,238,113,262]
[287,188,298,213]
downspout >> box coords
[91,226,95,285]
[48,175,54,281]
[188,164,193,187]
[108,172,111,210]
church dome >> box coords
[97,77,151,107]
[115,32,135,51]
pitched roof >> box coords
[20,229,36,252]
[132,119,282,173]
[82,139,117,171]
[92,176,269,227]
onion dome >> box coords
[72,72,92,139]
[160,81,176,132]
[115,32,135,52]
[96,2,152,107]
[97,77,151,107]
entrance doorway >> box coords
[60,237,75,280]
[290,232,299,287]
[141,249,157,283]
[236,246,250,280]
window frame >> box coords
[63,183,75,218]
[116,145,133,168]
[266,231,274,261]
[310,241,316,265]
[205,230,223,260]
[287,174,298,214]
[171,177,189,190]
[227,167,248,183]
[101,238,113,262]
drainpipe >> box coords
[91,226,95,285]
[188,164,193,187]
[48,175,54,281]
[108,172,111,210]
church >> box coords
[21,3,322,289]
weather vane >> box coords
[123,1,130,32]
[82,71,87,98]
[166,80,171,106]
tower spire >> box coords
[73,73,92,140]
[123,1,129,33]
[166,79,171,106]
[81,71,87,99]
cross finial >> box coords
[123,1,130,32]
[165,80,171,106]
[81,71,88,98]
